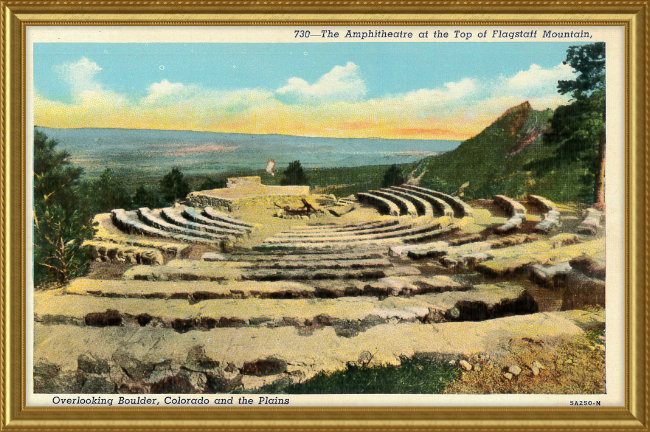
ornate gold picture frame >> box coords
[2,1,648,430]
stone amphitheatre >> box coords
[33,175,606,394]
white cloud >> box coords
[143,79,189,104]
[54,57,104,95]
[277,62,367,101]
[504,63,575,95]
[37,59,579,139]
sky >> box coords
[33,42,587,140]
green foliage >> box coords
[81,168,132,214]
[557,43,605,95]
[280,160,309,186]
[33,131,95,287]
[131,185,163,209]
[413,105,562,200]
[199,176,227,191]
[381,164,406,188]
[249,356,458,394]
[160,167,191,203]
[543,42,606,204]
[420,176,455,195]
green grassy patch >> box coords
[247,356,459,394]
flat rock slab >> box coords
[33,311,589,392]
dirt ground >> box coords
[443,323,605,394]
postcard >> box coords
[26,24,625,408]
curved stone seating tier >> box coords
[264,220,450,245]
[111,210,221,246]
[257,223,457,251]
[248,257,392,270]
[264,220,433,244]
[162,208,247,237]
[577,208,602,235]
[527,194,557,213]
[386,188,435,217]
[183,207,250,233]
[535,210,561,233]
[356,192,401,216]
[401,185,473,217]
[137,208,232,241]
[392,186,454,217]
[65,275,466,300]
[236,251,385,262]
[494,195,527,216]
[274,220,417,239]
[368,190,418,216]
[492,195,527,234]
[289,219,400,233]
[94,213,189,256]
[203,207,254,229]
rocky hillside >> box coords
[411,102,590,202]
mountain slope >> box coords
[410,102,591,203]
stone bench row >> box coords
[494,195,527,216]
[400,185,473,217]
[35,284,535,334]
[248,257,392,270]
[235,250,385,261]
[390,233,541,260]
[391,186,454,217]
[356,192,401,216]
[137,208,231,242]
[111,209,221,246]
[527,194,557,213]
[203,206,254,229]
[275,219,415,239]
[123,260,420,282]
[384,187,435,217]
[65,275,466,302]
[161,208,247,236]
[94,213,190,257]
[492,195,527,233]
[263,219,441,244]
[292,219,398,232]
[256,223,457,251]
[33,309,594,393]
[369,190,418,216]
[182,207,251,233]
